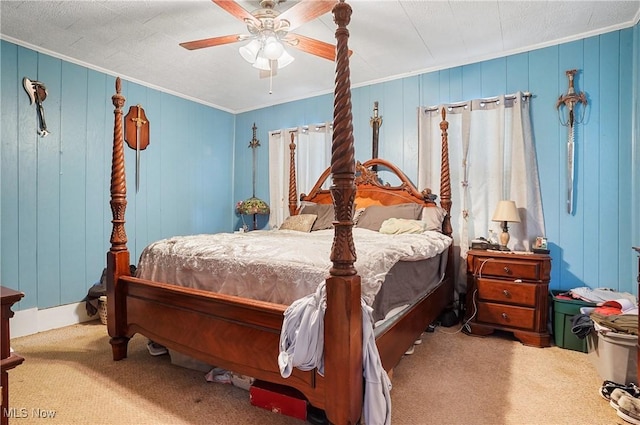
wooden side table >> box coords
[1,286,25,425]
[464,250,551,347]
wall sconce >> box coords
[492,200,521,251]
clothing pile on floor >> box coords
[560,287,639,338]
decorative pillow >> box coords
[420,206,447,231]
[379,218,428,235]
[279,214,317,232]
[299,203,335,231]
[355,203,423,231]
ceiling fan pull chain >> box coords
[269,66,273,95]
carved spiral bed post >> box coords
[439,107,456,313]
[288,131,298,216]
[106,77,131,360]
[439,107,452,236]
[324,2,362,424]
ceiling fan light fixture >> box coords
[263,36,284,60]
[252,54,272,71]
[276,49,294,69]
[239,39,261,64]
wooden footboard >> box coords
[110,274,328,408]
[107,272,452,412]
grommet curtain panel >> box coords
[268,124,332,229]
[418,92,545,294]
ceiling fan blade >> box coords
[278,0,335,31]
[212,0,259,25]
[285,33,352,61]
[179,34,243,50]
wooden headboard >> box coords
[285,108,453,238]
[299,158,437,208]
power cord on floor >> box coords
[437,257,493,335]
[436,289,478,335]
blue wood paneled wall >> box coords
[237,25,639,294]
[1,40,235,310]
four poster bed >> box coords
[106,2,454,424]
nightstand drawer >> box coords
[475,258,542,280]
[476,278,537,307]
[476,302,536,330]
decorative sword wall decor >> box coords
[124,104,150,193]
[370,101,382,171]
[556,69,587,214]
[22,77,50,137]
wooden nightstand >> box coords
[464,250,551,347]
[1,286,25,425]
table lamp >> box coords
[492,200,520,251]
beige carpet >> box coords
[6,320,624,425]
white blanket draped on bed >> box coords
[136,228,452,306]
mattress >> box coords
[136,227,452,317]
[371,250,448,322]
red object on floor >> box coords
[249,380,308,421]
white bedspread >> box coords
[136,228,452,306]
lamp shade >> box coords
[492,200,521,223]
[276,49,295,69]
[252,54,271,71]
[239,39,261,64]
[263,36,284,60]
[237,197,270,216]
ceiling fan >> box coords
[180,0,344,74]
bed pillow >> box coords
[353,208,366,225]
[421,206,447,232]
[280,214,317,232]
[299,203,335,231]
[355,203,423,231]
[379,218,428,235]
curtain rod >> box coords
[270,123,333,136]
[423,91,533,113]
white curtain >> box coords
[418,92,545,294]
[268,123,332,229]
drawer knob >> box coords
[502,289,511,297]
[503,266,512,274]
[501,312,508,320]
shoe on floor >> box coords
[601,381,640,400]
[147,341,168,356]
[617,393,640,425]
[611,388,637,409]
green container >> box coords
[552,292,597,352]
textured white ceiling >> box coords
[1,1,639,113]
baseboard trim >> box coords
[10,302,98,338]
